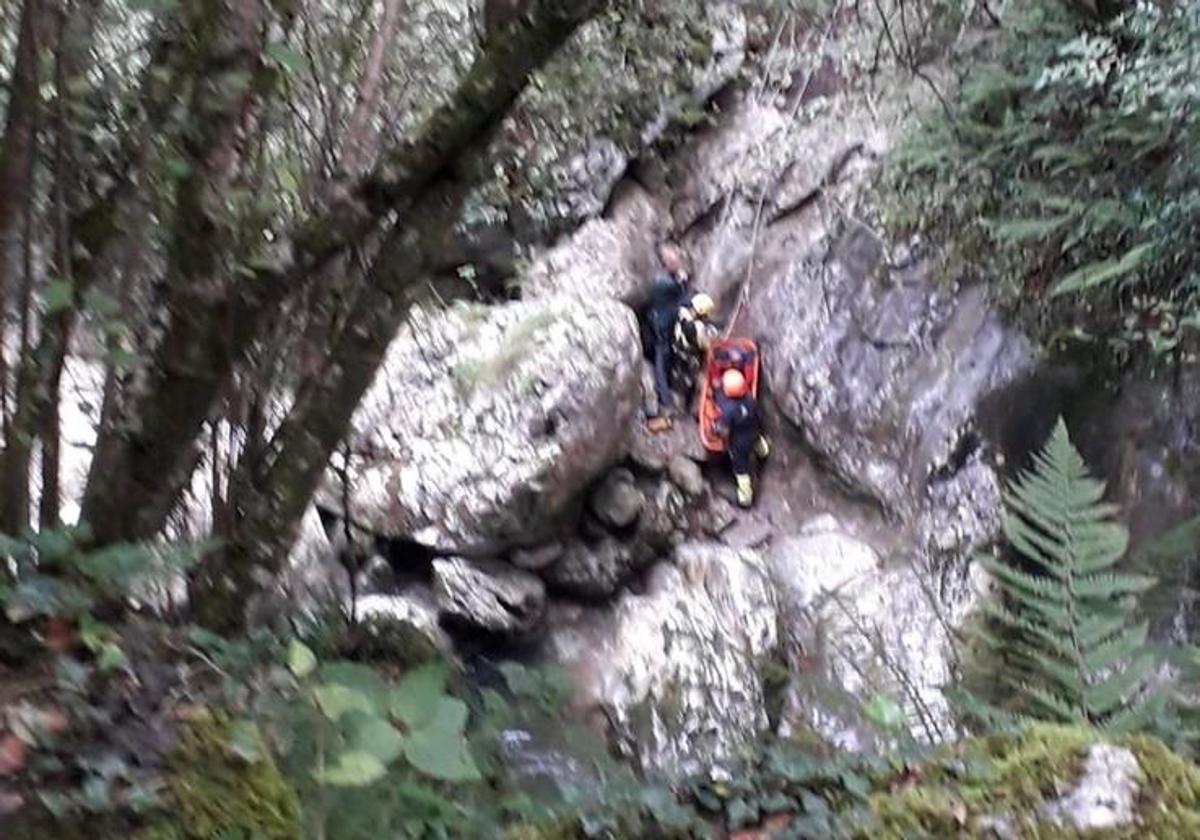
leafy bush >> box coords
[956,419,1158,729]
[885,0,1200,359]
[0,527,201,623]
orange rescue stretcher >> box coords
[698,337,760,453]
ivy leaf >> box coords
[317,750,386,787]
[346,714,405,766]
[314,684,374,721]
[287,640,316,678]
[989,213,1073,243]
[863,694,907,732]
[404,698,480,782]
[841,770,871,800]
[97,642,127,673]
[227,720,264,763]
[320,662,389,711]
[639,786,693,829]
[390,662,447,728]
[405,726,482,782]
[266,43,307,74]
[43,280,75,314]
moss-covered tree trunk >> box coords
[78,0,272,544]
[190,0,609,629]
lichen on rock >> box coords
[864,725,1200,839]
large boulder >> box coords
[432,557,546,636]
[323,296,643,554]
[550,543,779,775]
[768,516,984,748]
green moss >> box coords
[135,716,301,840]
[503,821,582,840]
[863,725,1200,839]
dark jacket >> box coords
[716,392,762,448]
[646,272,688,341]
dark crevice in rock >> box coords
[375,535,441,586]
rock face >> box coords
[325,296,643,554]
[589,469,645,530]
[457,0,747,258]
[550,543,779,775]
[748,225,1032,524]
[768,515,983,748]
[522,183,670,305]
[1041,743,1140,832]
[432,557,546,635]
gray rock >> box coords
[747,226,1033,519]
[768,516,984,747]
[461,1,747,245]
[590,469,645,530]
[523,183,669,305]
[321,296,642,554]
[668,455,706,498]
[432,557,546,635]
[720,516,772,549]
[544,539,638,600]
[511,541,565,571]
[356,555,396,594]
[629,412,709,472]
[1041,743,1139,831]
[356,588,453,656]
[549,542,779,775]
[636,481,690,553]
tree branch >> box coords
[187,0,608,627]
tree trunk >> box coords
[0,0,45,535]
[1,0,117,534]
[85,0,608,557]
[79,0,272,543]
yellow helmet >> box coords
[691,293,715,318]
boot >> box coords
[735,474,754,508]
[755,436,771,459]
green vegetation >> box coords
[955,419,1158,729]
[136,716,302,840]
[864,724,1200,839]
[885,0,1200,360]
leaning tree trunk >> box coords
[78,0,272,544]
[189,0,609,629]
[85,0,609,561]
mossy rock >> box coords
[134,716,301,840]
[864,725,1200,839]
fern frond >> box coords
[1021,681,1084,724]
[956,418,1159,732]
[1084,656,1152,719]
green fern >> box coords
[965,419,1157,730]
